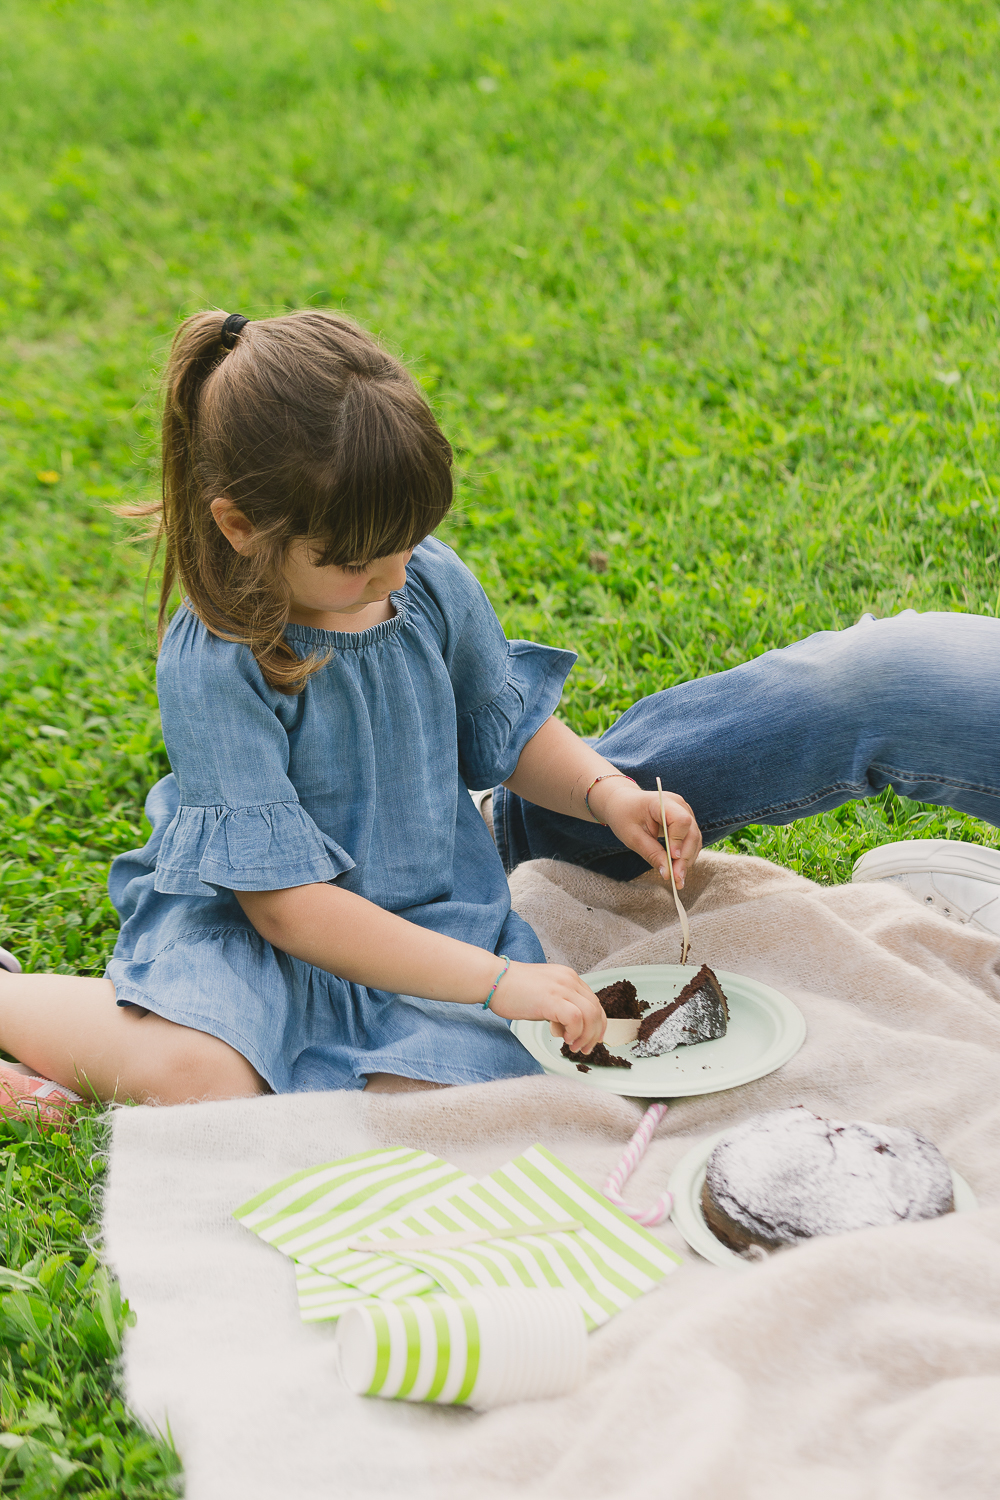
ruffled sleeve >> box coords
[406,539,577,789]
[456,637,577,788]
[151,605,356,896]
[153,801,356,897]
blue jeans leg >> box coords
[494,610,1000,881]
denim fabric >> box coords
[107,538,575,1092]
[495,609,1000,880]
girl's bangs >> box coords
[308,484,452,569]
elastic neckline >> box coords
[283,589,407,650]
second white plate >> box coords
[511,964,806,1099]
[668,1129,979,1269]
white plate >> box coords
[668,1129,980,1269]
[511,964,806,1099]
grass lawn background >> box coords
[2,0,1000,1489]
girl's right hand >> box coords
[486,961,606,1054]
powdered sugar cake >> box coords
[701,1106,955,1256]
[632,963,730,1058]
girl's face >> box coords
[210,497,413,632]
[282,538,413,629]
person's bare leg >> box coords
[363,1074,450,1093]
[0,971,266,1104]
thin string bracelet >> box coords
[483,955,511,1010]
[584,772,638,825]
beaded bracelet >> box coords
[584,772,638,825]
[483,954,511,1010]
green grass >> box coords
[3,0,1000,1487]
[0,1114,180,1497]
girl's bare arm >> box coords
[503,715,702,887]
[235,882,605,1051]
[236,714,702,1051]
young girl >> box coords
[0,309,700,1112]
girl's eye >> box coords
[343,563,369,577]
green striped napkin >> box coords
[293,1264,373,1322]
[234,1143,681,1329]
[235,1145,474,1295]
[345,1145,679,1330]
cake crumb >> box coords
[561,1040,632,1070]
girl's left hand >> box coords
[587,779,702,889]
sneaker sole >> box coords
[853,839,1000,887]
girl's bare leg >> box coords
[0,972,266,1105]
[363,1074,449,1093]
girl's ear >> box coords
[210,497,256,553]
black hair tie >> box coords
[220,312,249,350]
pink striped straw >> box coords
[602,1102,672,1226]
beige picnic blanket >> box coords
[102,851,1000,1500]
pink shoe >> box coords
[0,949,85,1124]
[0,1064,84,1125]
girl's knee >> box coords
[808,609,1000,715]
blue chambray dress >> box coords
[106,538,576,1092]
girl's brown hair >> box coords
[141,309,453,693]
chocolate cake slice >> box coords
[632,963,729,1058]
[560,1040,632,1070]
[595,979,643,1019]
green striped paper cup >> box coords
[336,1288,587,1409]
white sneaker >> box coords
[469,788,496,842]
[852,839,1000,936]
